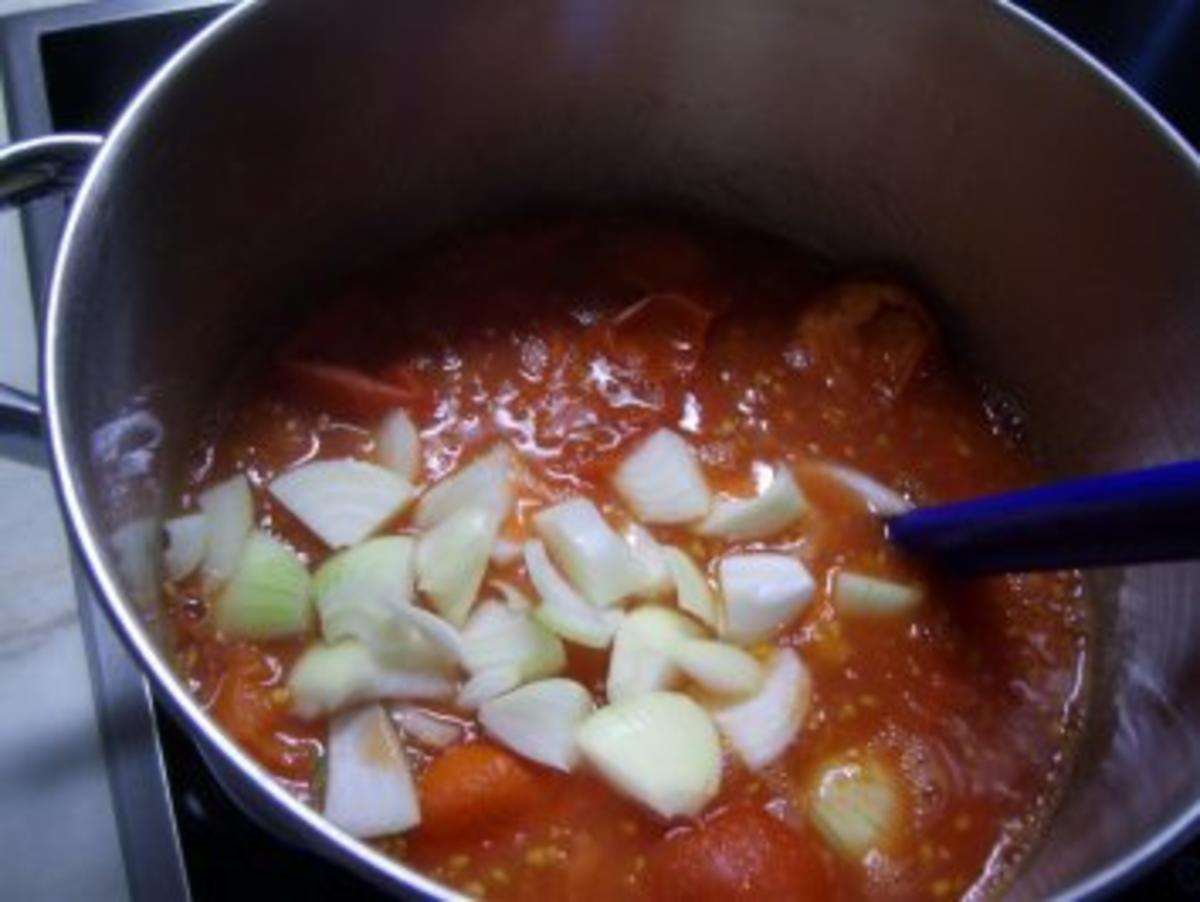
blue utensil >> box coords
[886,460,1200,575]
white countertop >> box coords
[0,1,132,897]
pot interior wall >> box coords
[50,0,1200,897]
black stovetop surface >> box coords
[1,2,1196,900]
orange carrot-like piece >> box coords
[418,742,545,839]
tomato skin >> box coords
[376,361,435,411]
[787,280,936,406]
[275,358,428,420]
[604,292,714,380]
[418,742,547,840]
[644,804,833,902]
[210,644,316,779]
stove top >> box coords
[1,2,1196,899]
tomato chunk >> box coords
[419,742,547,840]
[210,644,316,779]
[788,280,936,404]
[644,804,832,901]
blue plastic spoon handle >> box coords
[886,460,1200,575]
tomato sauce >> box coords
[165,216,1090,899]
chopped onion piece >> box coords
[390,603,464,663]
[807,462,913,516]
[110,518,159,607]
[415,444,513,529]
[376,409,421,481]
[491,579,533,612]
[462,600,565,682]
[490,537,522,566]
[289,640,454,719]
[711,649,811,769]
[718,553,815,645]
[198,474,253,589]
[416,506,498,626]
[577,691,721,819]
[607,606,703,703]
[269,459,415,548]
[457,666,523,710]
[613,429,712,524]
[479,679,593,772]
[810,756,901,858]
[662,546,719,630]
[216,530,312,639]
[324,704,420,838]
[392,706,462,750]
[316,539,460,657]
[164,513,207,582]
[671,639,763,697]
[314,536,459,664]
[697,465,809,540]
[833,571,923,616]
[625,524,673,598]
[524,540,623,649]
[535,498,650,607]
[313,536,415,652]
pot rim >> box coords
[40,4,460,899]
[39,2,1199,900]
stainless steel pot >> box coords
[1,1,1196,897]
